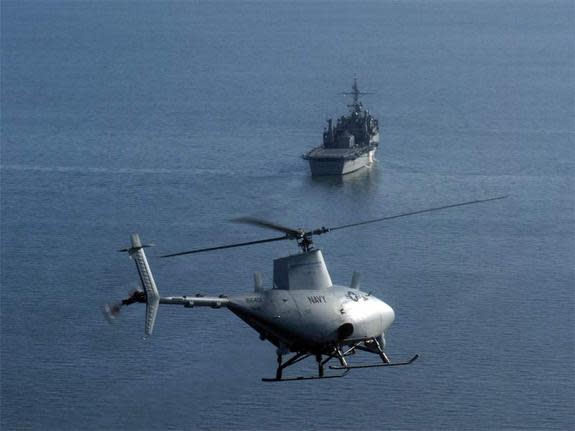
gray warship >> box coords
[303,79,379,176]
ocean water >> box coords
[1,1,573,430]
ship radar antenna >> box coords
[340,77,373,112]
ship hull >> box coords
[307,148,376,176]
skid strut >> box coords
[373,337,391,364]
[264,348,350,382]
[273,352,311,381]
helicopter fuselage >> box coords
[227,285,395,353]
[153,248,396,354]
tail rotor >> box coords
[103,289,146,323]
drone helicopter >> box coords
[106,196,505,382]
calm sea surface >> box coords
[1,1,574,430]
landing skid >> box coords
[262,369,349,382]
[329,354,419,370]
[262,339,418,382]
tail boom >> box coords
[160,296,230,308]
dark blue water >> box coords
[2,1,573,429]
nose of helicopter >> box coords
[380,301,395,330]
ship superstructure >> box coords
[304,79,379,176]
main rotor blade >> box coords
[339,91,374,95]
[328,196,507,233]
[160,235,288,258]
[232,217,302,237]
[161,196,506,258]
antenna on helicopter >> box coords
[160,196,507,258]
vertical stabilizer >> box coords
[128,234,160,336]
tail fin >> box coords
[125,233,160,336]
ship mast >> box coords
[351,77,360,107]
[342,77,370,113]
